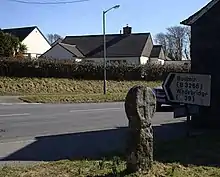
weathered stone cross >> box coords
[125,85,156,173]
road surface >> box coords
[0,102,186,165]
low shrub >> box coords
[0,57,190,81]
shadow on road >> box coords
[3,114,220,168]
[1,120,187,162]
[2,127,128,162]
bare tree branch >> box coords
[47,34,63,44]
[154,25,191,61]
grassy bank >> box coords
[0,77,161,95]
[0,77,161,103]
[1,131,220,177]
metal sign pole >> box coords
[185,105,191,137]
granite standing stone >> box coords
[124,85,156,173]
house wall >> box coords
[22,28,51,58]
[41,44,74,60]
[159,48,166,60]
[150,58,165,65]
[140,56,149,64]
[85,57,140,65]
[189,1,220,127]
[141,35,153,57]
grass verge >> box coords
[2,131,220,177]
[0,77,161,95]
[0,77,161,103]
[2,160,212,177]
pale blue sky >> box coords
[1,0,209,38]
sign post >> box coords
[163,73,211,136]
[163,73,211,106]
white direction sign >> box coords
[163,73,211,106]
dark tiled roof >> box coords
[62,33,151,58]
[150,45,162,58]
[51,38,63,47]
[2,26,36,41]
[181,0,219,25]
[59,43,84,58]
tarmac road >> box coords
[0,102,186,165]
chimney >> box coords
[123,24,132,34]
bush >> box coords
[0,57,190,81]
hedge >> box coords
[0,57,190,81]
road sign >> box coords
[163,73,211,106]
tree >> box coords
[155,33,169,57]
[0,31,27,57]
[47,33,63,44]
[155,25,191,61]
[183,26,191,60]
[47,34,54,44]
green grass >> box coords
[0,77,161,103]
[0,77,161,95]
[2,132,220,177]
[3,160,218,177]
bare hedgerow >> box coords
[0,58,190,81]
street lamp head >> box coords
[104,4,120,13]
[113,5,120,9]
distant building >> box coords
[150,45,167,65]
[2,26,51,59]
[40,25,167,65]
[40,42,84,61]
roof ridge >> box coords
[58,42,84,58]
[2,25,50,45]
[59,42,76,47]
[181,0,220,25]
[62,32,151,58]
[65,32,150,38]
[2,26,37,30]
